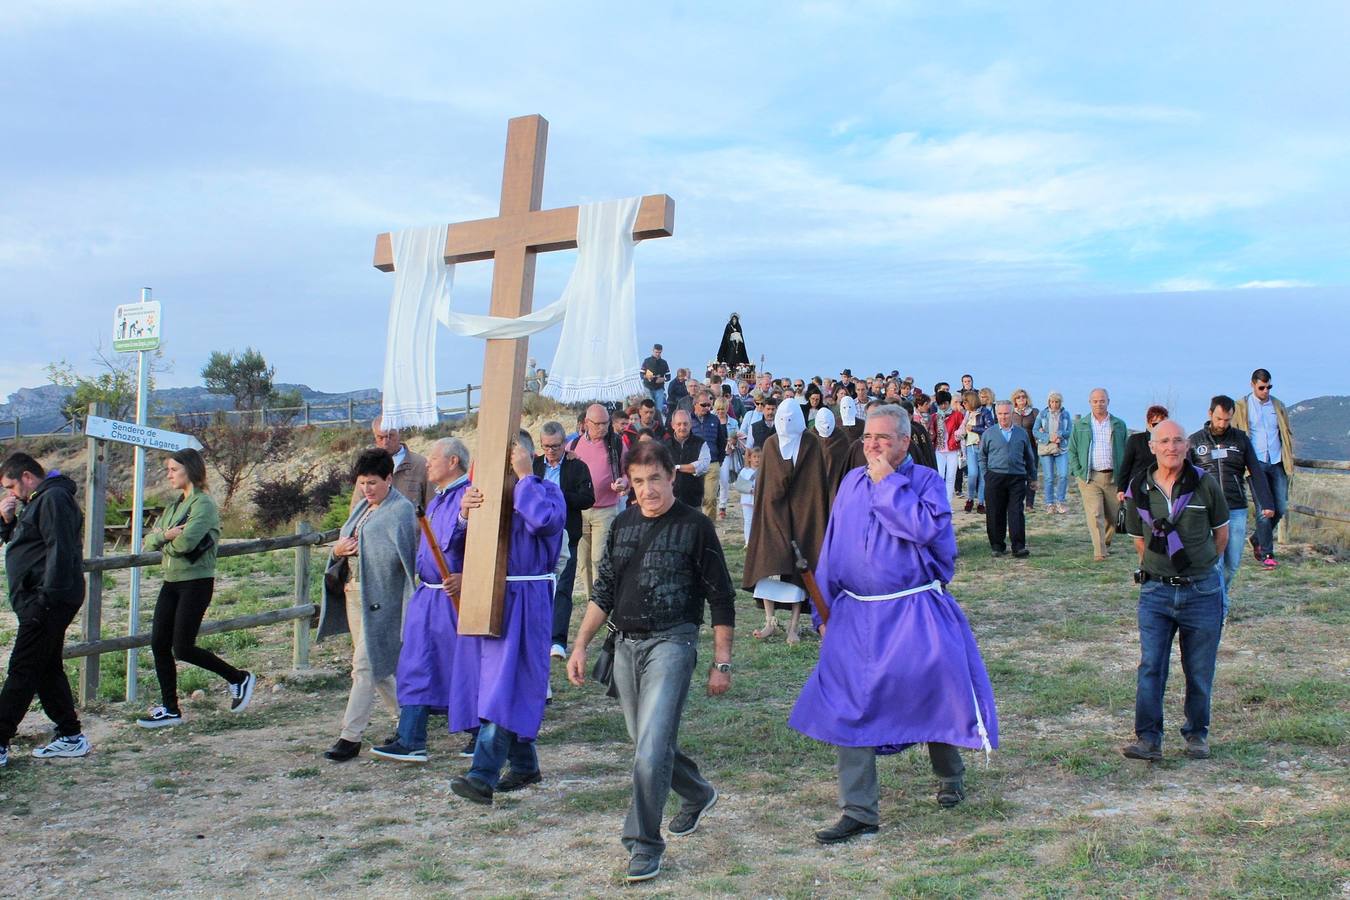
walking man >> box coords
[534,422,594,658]
[1068,388,1129,561]
[0,453,91,766]
[790,406,998,842]
[570,404,628,602]
[641,343,671,415]
[1121,420,1229,761]
[567,441,735,884]
[1231,368,1294,569]
[981,400,1038,558]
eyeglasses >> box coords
[1254,383,1272,391]
[697,403,711,409]
[541,442,563,451]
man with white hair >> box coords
[790,405,998,841]
[373,437,473,763]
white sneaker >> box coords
[550,643,566,659]
[136,706,184,729]
[32,733,90,759]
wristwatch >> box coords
[713,662,733,674]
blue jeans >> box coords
[648,387,667,416]
[1134,572,1224,746]
[468,720,539,789]
[613,624,714,857]
[551,532,581,647]
[964,445,985,504]
[1039,453,1068,505]
[1252,461,1288,555]
[1221,510,1247,588]
[396,704,429,751]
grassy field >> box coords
[0,490,1346,897]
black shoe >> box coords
[668,786,719,836]
[814,815,878,844]
[458,736,477,758]
[1012,548,1030,559]
[496,769,542,793]
[228,671,256,713]
[626,852,662,883]
[324,738,361,762]
[1183,736,1211,759]
[1121,739,1162,761]
[450,774,494,805]
[992,549,1007,558]
[936,780,966,808]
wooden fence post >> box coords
[80,401,108,704]
[292,521,313,670]
[465,383,472,417]
[303,402,310,427]
[347,398,354,424]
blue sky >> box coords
[4,1,1348,429]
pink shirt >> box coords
[573,434,621,508]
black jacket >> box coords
[533,455,595,542]
[0,473,85,615]
[1188,424,1274,512]
[1116,431,1156,494]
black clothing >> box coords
[592,502,735,633]
[985,472,1028,553]
[0,599,82,744]
[1,473,84,616]
[1188,425,1274,512]
[665,435,707,508]
[907,419,938,471]
[667,378,690,409]
[751,418,774,451]
[1116,432,1156,495]
[151,578,244,712]
[717,314,750,366]
[641,356,670,391]
[533,455,596,542]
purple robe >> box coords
[447,475,565,740]
[396,477,470,710]
[788,460,999,754]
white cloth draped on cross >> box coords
[379,197,647,428]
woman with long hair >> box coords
[137,449,254,728]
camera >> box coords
[1132,569,1145,585]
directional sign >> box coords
[84,415,201,452]
[113,301,162,352]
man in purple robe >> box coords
[450,431,566,805]
[789,404,999,844]
[372,437,472,763]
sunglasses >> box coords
[1255,384,1272,390]
[697,403,711,409]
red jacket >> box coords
[928,407,965,452]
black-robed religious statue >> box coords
[717,313,750,367]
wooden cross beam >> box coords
[374,114,674,636]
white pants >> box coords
[936,450,961,506]
[740,498,754,544]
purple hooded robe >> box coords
[446,475,565,740]
[788,460,999,754]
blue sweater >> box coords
[981,425,1038,476]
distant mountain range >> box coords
[0,383,381,437]
[1286,395,1350,462]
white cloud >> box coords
[1237,279,1314,289]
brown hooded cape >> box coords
[742,431,830,602]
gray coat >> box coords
[316,488,417,680]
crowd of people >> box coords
[0,351,1300,884]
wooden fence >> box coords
[0,384,483,439]
[64,522,337,704]
[1290,457,1350,529]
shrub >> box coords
[251,471,312,531]
[306,466,348,516]
[321,491,351,531]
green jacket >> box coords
[146,488,220,582]
[1067,414,1129,482]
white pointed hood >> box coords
[775,398,805,461]
[814,406,836,438]
[839,395,858,427]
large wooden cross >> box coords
[374,114,675,636]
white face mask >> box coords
[814,407,836,438]
[839,396,858,427]
[775,399,806,461]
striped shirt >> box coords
[1090,415,1115,472]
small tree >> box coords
[48,343,169,425]
[202,348,276,411]
[178,412,292,509]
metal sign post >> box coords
[116,288,162,703]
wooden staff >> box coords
[791,539,830,626]
[416,504,459,615]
